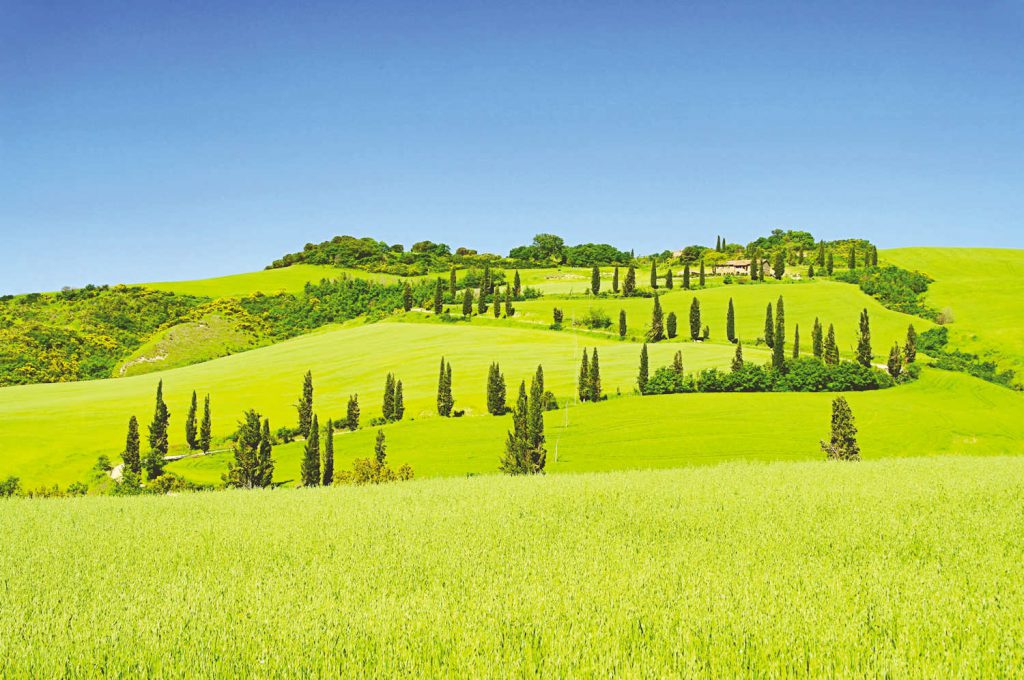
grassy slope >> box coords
[117,313,260,377]
[884,247,1024,374]
[143,264,410,297]
[3,456,1023,676]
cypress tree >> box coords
[433,278,444,314]
[817,242,826,267]
[638,344,650,395]
[773,251,785,280]
[793,324,800,358]
[300,414,320,486]
[589,348,602,402]
[257,418,274,487]
[826,252,835,275]
[905,324,918,364]
[482,264,492,295]
[123,416,141,475]
[716,235,721,251]
[383,373,396,421]
[825,324,839,365]
[346,394,360,431]
[487,362,507,415]
[672,350,683,374]
[578,348,591,402]
[666,311,677,339]
[185,390,198,450]
[394,381,405,421]
[683,263,691,290]
[699,260,706,287]
[462,288,473,316]
[199,394,212,453]
[821,396,860,461]
[764,303,775,349]
[449,266,457,297]
[436,360,454,416]
[888,342,903,378]
[500,381,530,474]
[812,318,824,359]
[297,371,313,437]
[493,287,502,317]
[872,246,879,266]
[224,409,265,489]
[374,429,387,466]
[504,285,514,317]
[689,297,701,341]
[726,298,736,343]
[612,266,620,294]
[772,296,785,370]
[731,342,744,372]
[552,308,563,326]
[402,282,413,312]
[623,265,636,296]
[650,261,658,289]
[526,366,547,472]
[618,309,627,338]
[665,267,674,289]
[322,419,334,486]
[477,283,487,314]
[857,308,873,367]
[848,245,857,270]
[144,380,170,480]
[647,293,665,342]
[591,266,601,295]
[807,263,815,278]
[750,249,760,281]
[513,270,522,297]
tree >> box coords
[699,260,706,287]
[552,308,563,326]
[650,261,658,289]
[764,303,775,349]
[500,382,530,474]
[826,252,835,276]
[532,233,565,263]
[482,264,492,295]
[591,266,601,295]
[905,324,918,363]
[123,416,141,475]
[504,286,514,317]
[672,350,684,374]
[462,288,473,316]
[300,414,320,486]
[683,263,691,290]
[487,362,507,415]
[297,371,313,437]
[145,380,170,480]
[665,267,674,289]
[618,309,627,338]
[402,282,413,312]
[493,287,502,317]
[437,358,454,416]
[888,342,903,379]
[477,284,488,314]
[793,324,801,358]
[612,266,620,294]
[257,418,274,487]
[394,381,405,421]
[638,344,650,394]
[807,263,815,278]
[346,394,360,431]
[513,270,522,297]
[383,373,396,421]
[374,429,387,465]
[773,251,785,280]
[731,342,744,372]
[824,324,839,365]
[449,266,457,297]
[817,242,826,267]
[726,298,736,343]
[689,297,701,341]
[578,349,590,402]
[716,235,721,251]
[500,370,547,476]
[812,318,824,360]
[848,245,857,270]
[433,278,444,314]
[589,348,602,401]
[857,308,872,367]
[821,396,860,461]
[623,265,636,296]
[647,293,665,342]
[772,296,785,371]
[185,390,199,450]
[322,419,334,485]
[199,395,212,453]
[666,311,677,339]
[224,409,274,489]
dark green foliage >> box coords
[462,288,473,316]
[731,342,744,372]
[578,350,590,402]
[665,267,674,289]
[764,302,775,349]
[888,343,904,378]
[123,416,141,475]
[638,343,650,394]
[224,410,275,488]
[589,348,602,402]
[477,284,488,315]
[300,414,320,486]
[258,419,274,486]
[0,476,23,497]
[402,282,413,312]
[812,319,824,360]
[689,297,701,341]
[552,308,563,326]
[824,324,840,365]
[185,391,199,450]
[297,371,313,437]
[482,265,492,296]
[857,309,873,367]
[437,358,454,416]
[653,358,893,395]
[504,286,514,317]
[905,324,918,363]
[513,270,522,297]
[826,252,835,275]
[822,397,860,461]
[683,264,691,290]
[618,309,627,338]
[726,298,736,343]
[591,266,601,295]
[772,297,786,371]
[199,395,212,453]
[346,394,360,430]
[487,362,507,415]
[793,324,800,358]
[394,381,404,421]
[433,278,444,314]
[716,235,722,251]
[666,311,677,339]
[449,267,457,297]
[574,307,611,331]
[650,261,658,289]
[322,419,334,486]
[493,288,502,318]
[773,251,785,280]
[647,293,665,342]
[817,242,826,266]
[374,430,387,465]
[832,266,935,318]
[672,350,684,374]
[623,266,636,296]
[848,245,857,270]
[807,263,815,278]
[501,368,548,475]
[644,366,695,395]
[383,373,396,421]
[750,250,760,282]
[500,382,529,474]
[918,326,949,354]
[612,267,620,294]
[144,380,170,481]
[699,260,706,287]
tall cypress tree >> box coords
[346,394,360,431]
[144,380,170,480]
[807,263,815,278]
[618,309,627,338]
[716,235,721,251]
[826,252,835,275]
[185,390,199,450]
[638,343,650,394]
[812,318,824,359]
[300,414,320,486]
[647,293,665,342]
[856,309,872,367]
[257,418,274,487]
[500,381,530,474]
[477,282,487,314]
[848,245,857,270]
[578,349,591,402]
[772,296,786,370]
[666,311,677,339]
[487,362,507,415]
[504,285,514,317]
[689,297,701,341]
[402,282,413,312]
[394,381,404,421]
[433,278,444,314]
[123,416,141,475]
[665,267,674,289]
[322,419,334,486]
[750,249,760,281]
[764,303,775,349]
[224,409,265,489]
[462,288,473,316]
[591,266,601,295]
[825,324,839,365]
[297,371,313,437]
[493,287,502,317]
[905,324,918,364]
[793,324,800,358]
[449,266,457,297]
[699,260,706,287]
[526,366,546,472]
[482,264,492,295]
[773,251,785,280]
[612,266,620,294]
[383,373,396,421]
[888,343,904,379]
[683,263,691,290]
[821,396,860,461]
[650,261,658,289]
[726,298,736,343]
[817,242,826,267]
[731,342,744,372]
[589,348,602,402]
[437,359,454,416]
[623,265,636,296]
[513,270,522,297]
[374,429,387,466]
[199,394,212,453]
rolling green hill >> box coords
[143,264,409,298]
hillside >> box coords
[3,456,1023,675]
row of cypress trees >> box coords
[122,381,212,485]
[499,366,547,475]
[577,348,602,402]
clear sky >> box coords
[1,1,1022,293]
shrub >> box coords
[575,307,612,330]
[644,367,695,395]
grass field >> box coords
[117,312,261,377]
[143,264,412,297]
[3,455,1023,676]
[884,247,1024,375]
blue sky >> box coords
[1,0,1022,293]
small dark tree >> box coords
[731,342,744,372]
[665,267,674,289]
[487,362,507,415]
[904,324,918,363]
[623,265,636,296]
[807,263,815,278]
[683,264,691,290]
[591,266,601,295]
[618,309,627,338]
[199,395,212,453]
[552,308,563,326]
[449,266,457,298]
[493,287,502,317]
[638,343,650,394]
[856,308,872,368]
[402,282,413,312]
[433,278,444,314]
[689,297,701,341]
[123,416,141,475]
[322,419,334,486]
[383,373,396,421]
[300,414,320,486]
[812,318,824,359]
[826,252,835,276]
[822,397,860,461]
[764,303,775,349]
[666,311,677,339]
[374,429,387,465]
[672,350,683,374]
[504,285,514,317]
[650,261,658,289]
[773,251,785,280]
[699,260,706,287]
[726,298,736,343]
[513,270,522,297]
[482,264,492,296]
[477,285,488,315]
[185,390,199,450]
[824,324,839,365]
[394,381,405,421]
[888,342,903,378]
[848,245,857,270]
[817,242,826,267]
[578,349,590,402]
[346,394,360,431]
[793,324,800,358]
[750,249,760,281]
[589,348,602,402]
[612,266,620,294]
[647,293,665,342]
[462,288,473,316]
[772,296,786,371]
[297,371,313,438]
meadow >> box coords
[3,455,1023,676]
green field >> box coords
[117,312,261,377]
[143,264,409,297]
[3,455,1023,675]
